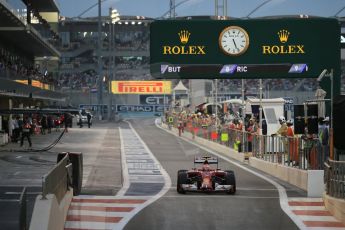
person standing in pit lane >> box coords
[87,112,92,128]
[21,117,32,147]
[47,115,53,133]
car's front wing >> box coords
[181,183,233,192]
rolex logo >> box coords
[178,30,191,44]
[162,29,205,55]
[262,29,304,55]
[277,30,290,43]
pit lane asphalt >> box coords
[0,121,122,229]
[125,118,304,230]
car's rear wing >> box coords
[194,156,218,166]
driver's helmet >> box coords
[202,164,211,171]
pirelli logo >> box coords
[111,81,171,94]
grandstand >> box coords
[56,15,345,106]
[0,0,64,100]
[58,16,150,75]
[0,1,64,227]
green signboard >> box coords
[150,18,340,81]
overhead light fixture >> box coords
[131,21,135,25]
[112,17,120,24]
[137,21,142,25]
[125,21,128,25]
[317,69,328,82]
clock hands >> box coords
[233,39,239,47]
[232,39,239,52]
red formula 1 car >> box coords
[177,156,236,194]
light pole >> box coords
[108,8,120,121]
[97,0,103,120]
[241,79,246,153]
[259,79,263,156]
[259,79,263,134]
[158,0,191,19]
[317,69,334,159]
[245,0,274,18]
[77,0,107,18]
[334,5,345,17]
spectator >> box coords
[322,117,330,161]
[12,116,20,142]
[87,112,92,128]
[246,118,257,152]
[41,115,47,135]
[21,118,32,147]
[47,115,53,133]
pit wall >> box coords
[323,193,345,225]
[29,189,73,230]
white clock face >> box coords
[219,26,249,56]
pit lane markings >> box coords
[65,122,171,230]
[288,197,345,229]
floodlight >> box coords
[317,69,328,82]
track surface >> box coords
[124,119,303,230]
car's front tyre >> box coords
[177,170,188,194]
[224,170,236,195]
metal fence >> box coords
[167,119,328,170]
[42,154,72,202]
[251,134,326,170]
[324,159,345,199]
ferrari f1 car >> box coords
[177,156,236,194]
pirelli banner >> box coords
[15,80,50,90]
[111,81,172,94]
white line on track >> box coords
[64,221,116,229]
[290,206,326,211]
[167,187,294,191]
[67,210,129,218]
[288,197,323,202]
[116,127,130,197]
[5,191,40,195]
[162,195,280,199]
[69,202,139,208]
[113,121,172,230]
[296,215,338,222]
[155,119,307,230]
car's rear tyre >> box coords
[225,170,236,194]
[177,170,188,194]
